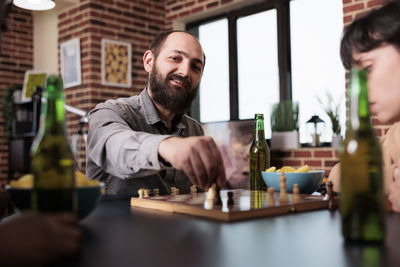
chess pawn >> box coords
[171,187,177,196]
[279,173,288,202]
[144,189,150,198]
[292,184,300,203]
[267,187,275,206]
[207,184,216,200]
[138,188,145,198]
[153,188,159,197]
[190,185,197,194]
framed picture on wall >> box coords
[21,70,48,102]
[101,39,132,87]
[60,38,82,89]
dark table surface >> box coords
[54,196,400,267]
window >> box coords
[290,0,345,143]
[188,0,345,143]
[237,10,279,137]
[198,19,230,123]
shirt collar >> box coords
[140,88,161,125]
[140,88,186,132]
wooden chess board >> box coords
[130,189,330,222]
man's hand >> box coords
[0,212,81,266]
[159,136,226,189]
[389,160,400,212]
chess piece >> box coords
[279,172,289,202]
[207,184,216,200]
[171,187,177,196]
[267,187,275,206]
[138,188,144,198]
[327,181,339,210]
[227,191,234,206]
[190,185,197,194]
[144,189,150,198]
[153,188,159,197]
[214,185,222,206]
[292,184,300,203]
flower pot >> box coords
[270,130,299,150]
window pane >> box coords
[198,19,230,123]
[291,0,345,144]
[237,10,279,138]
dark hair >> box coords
[149,30,206,66]
[340,0,400,69]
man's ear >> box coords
[143,50,154,73]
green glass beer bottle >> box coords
[31,75,77,213]
[249,113,270,190]
[340,68,385,242]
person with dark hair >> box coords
[328,0,400,212]
[86,31,226,196]
[0,1,81,265]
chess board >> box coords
[130,189,330,222]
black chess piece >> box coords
[227,191,234,206]
[214,185,222,206]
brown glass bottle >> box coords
[249,114,270,190]
[340,68,385,242]
[31,75,77,213]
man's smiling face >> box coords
[148,32,204,114]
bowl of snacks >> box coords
[262,165,325,194]
[7,171,103,219]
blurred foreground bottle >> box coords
[249,114,270,190]
[31,75,77,213]
[340,68,385,242]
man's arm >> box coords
[87,108,172,179]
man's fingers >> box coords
[188,152,208,188]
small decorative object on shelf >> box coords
[317,92,343,148]
[306,115,325,147]
[270,100,299,150]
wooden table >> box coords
[54,196,400,267]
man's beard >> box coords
[149,65,198,115]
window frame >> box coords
[187,0,293,121]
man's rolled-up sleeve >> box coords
[87,108,172,179]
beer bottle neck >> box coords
[253,118,266,141]
[44,77,66,135]
[349,69,372,131]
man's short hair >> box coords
[149,30,205,67]
[340,0,400,69]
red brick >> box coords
[282,160,302,167]
[343,3,364,13]
[206,1,219,9]
[304,160,322,167]
[191,6,204,14]
[314,150,333,158]
[367,0,387,8]
[343,15,353,24]
[294,151,312,158]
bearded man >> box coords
[86,31,226,196]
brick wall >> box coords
[0,6,33,184]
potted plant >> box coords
[317,92,342,147]
[270,100,299,150]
